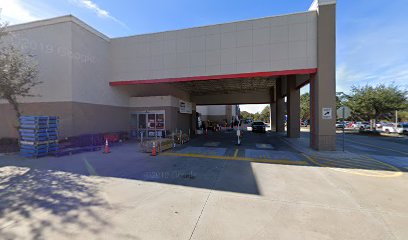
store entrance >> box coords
[130,111,165,138]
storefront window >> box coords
[133,111,165,138]
[147,114,156,129]
[138,114,146,129]
[156,114,164,129]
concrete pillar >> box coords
[270,103,276,131]
[270,87,277,131]
[310,1,336,150]
[287,76,300,138]
[275,79,285,133]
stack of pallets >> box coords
[19,116,59,158]
[140,138,174,153]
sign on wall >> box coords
[322,107,332,120]
[179,100,192,114]
[337,106,351,119]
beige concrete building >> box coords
[0,0,336,150]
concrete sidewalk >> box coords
[1,135,408,239]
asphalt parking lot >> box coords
[1,131,408,239]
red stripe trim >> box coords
[109,68,317,86]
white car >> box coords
[382,123,408,134]
[353,122,371,130]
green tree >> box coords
[397,111,408,122]
[336,92,350,110]
[260,105,270,122]
[240,111,253,120]
[300,93,310,120]
[345,84,408,125]
[253,112,261,121]
[0,20,40,120]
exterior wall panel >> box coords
[111,11,317,82]
[71,23,129,107]
[1,22,73,103]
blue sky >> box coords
[1,0,407,113]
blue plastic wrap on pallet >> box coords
[19,129,58,134]
[20,132,58,137]
[20,145,59,151]
[21,136,58,141]
[20,144,59,150]
[19,120,58,123]
[20,134,58,138]
[20,140,59,146]
[20,116,59,120]
[19,115,60,158]
[20,123,59,128]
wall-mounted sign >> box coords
[337,106,351,119]
[322,107,332,119]
[179,100,192,114]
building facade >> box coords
[0,0,336,150]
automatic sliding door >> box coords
[147,114,156,137]
[132,111,165,138]
[138,114,147,137]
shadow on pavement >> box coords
[0,166,114,240]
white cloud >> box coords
[0,0,40,23]
[336,63,408,93]
[0,0,63,25]
[70,0,128,29]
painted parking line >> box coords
[245,149,305,162]
[84,158,97,176]
[233,149,239,157]
[176,146,227,156]
[203,142,221,147]
[280,137,404,177]
[366,155,408,169]
[303,154,403,178]
[346,139,408,156]
[161,152,308,165]
[255,143,274,149]
[313,155,395,170]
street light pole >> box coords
[342,107,345,152]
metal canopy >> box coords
[169,77,277,96]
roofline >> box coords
[309,0,336,11]
[112,10,315,41]
[7,15,110,42]
[6,7,316,42]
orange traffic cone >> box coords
[151,142,157,156]
[104,139,111,154]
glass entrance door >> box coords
[132,111,165,138]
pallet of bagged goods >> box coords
[140,138,174,153]
[173,133,189,144]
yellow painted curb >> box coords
[162,152,308,165]
[302,154,403,178]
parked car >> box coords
[345,121,354,128]
[382,123,408,134]
[375,122,387,129]
[251,121,266,133]
[335,121,345,129]
[360,122,371,130]
[352,121,370,130]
